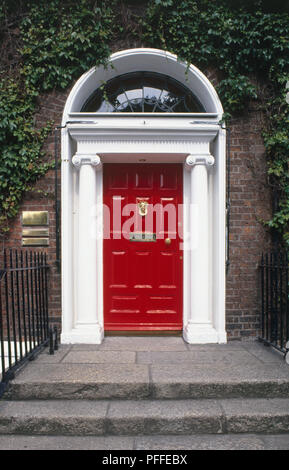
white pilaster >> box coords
[183,154,219,343]
[62,154,103,344]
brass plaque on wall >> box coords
[22,211,49,226]
[22,228,49,237]
[22,238,49,247]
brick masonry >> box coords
[226,112,272,338]
[1,69,273,341]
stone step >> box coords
[1,433,289,450]
[1,398,289,436]
[5,340,289,400]
[5,374,289,400]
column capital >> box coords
[185,154,215,170]
[72,153,102,170]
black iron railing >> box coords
[259,252,289,357]
[0,249,56,397]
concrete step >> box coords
[5,373,289,400]
[1,433,289,450]
[4,340,289,400]
[1,398,289,436]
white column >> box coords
[67,154,103,344]
[183,154,219,344]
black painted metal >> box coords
[0,249,55,397]
[49,327,55,355]
[259,251,289,356]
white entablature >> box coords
[66,115,219,161]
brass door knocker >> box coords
[138,201,148,216]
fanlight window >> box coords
[81,72,205,113]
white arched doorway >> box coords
[60,48,227,344]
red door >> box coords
[103,163,183,331]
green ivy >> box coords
[142,0,289,244]
[0,0,116,234]
[0,77,52,231]
[20,0,114,91]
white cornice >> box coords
[67,118,219,144]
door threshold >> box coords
[105,330,183,337]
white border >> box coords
[60,49,226,344]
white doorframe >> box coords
[60,49,227,344]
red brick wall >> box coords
[226,111,272,339]
[1,89,70,329]
[1,79,273,341]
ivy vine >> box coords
[142,0,289,244]
[0,0,116,233]
[0,0,288,245]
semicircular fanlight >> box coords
[81,71,205,113]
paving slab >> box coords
[107,399,223,435]
[0,435,134,450]
[0,400,108,436]
[137,350,262,365]
[221,398,289,433]
[62,351,136,364]
[135,434,266,450]
[33,346,72,364]
[261,435,289,450]
[71,337,189,352]
[186,342,246,351]
[241,343,285,364]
